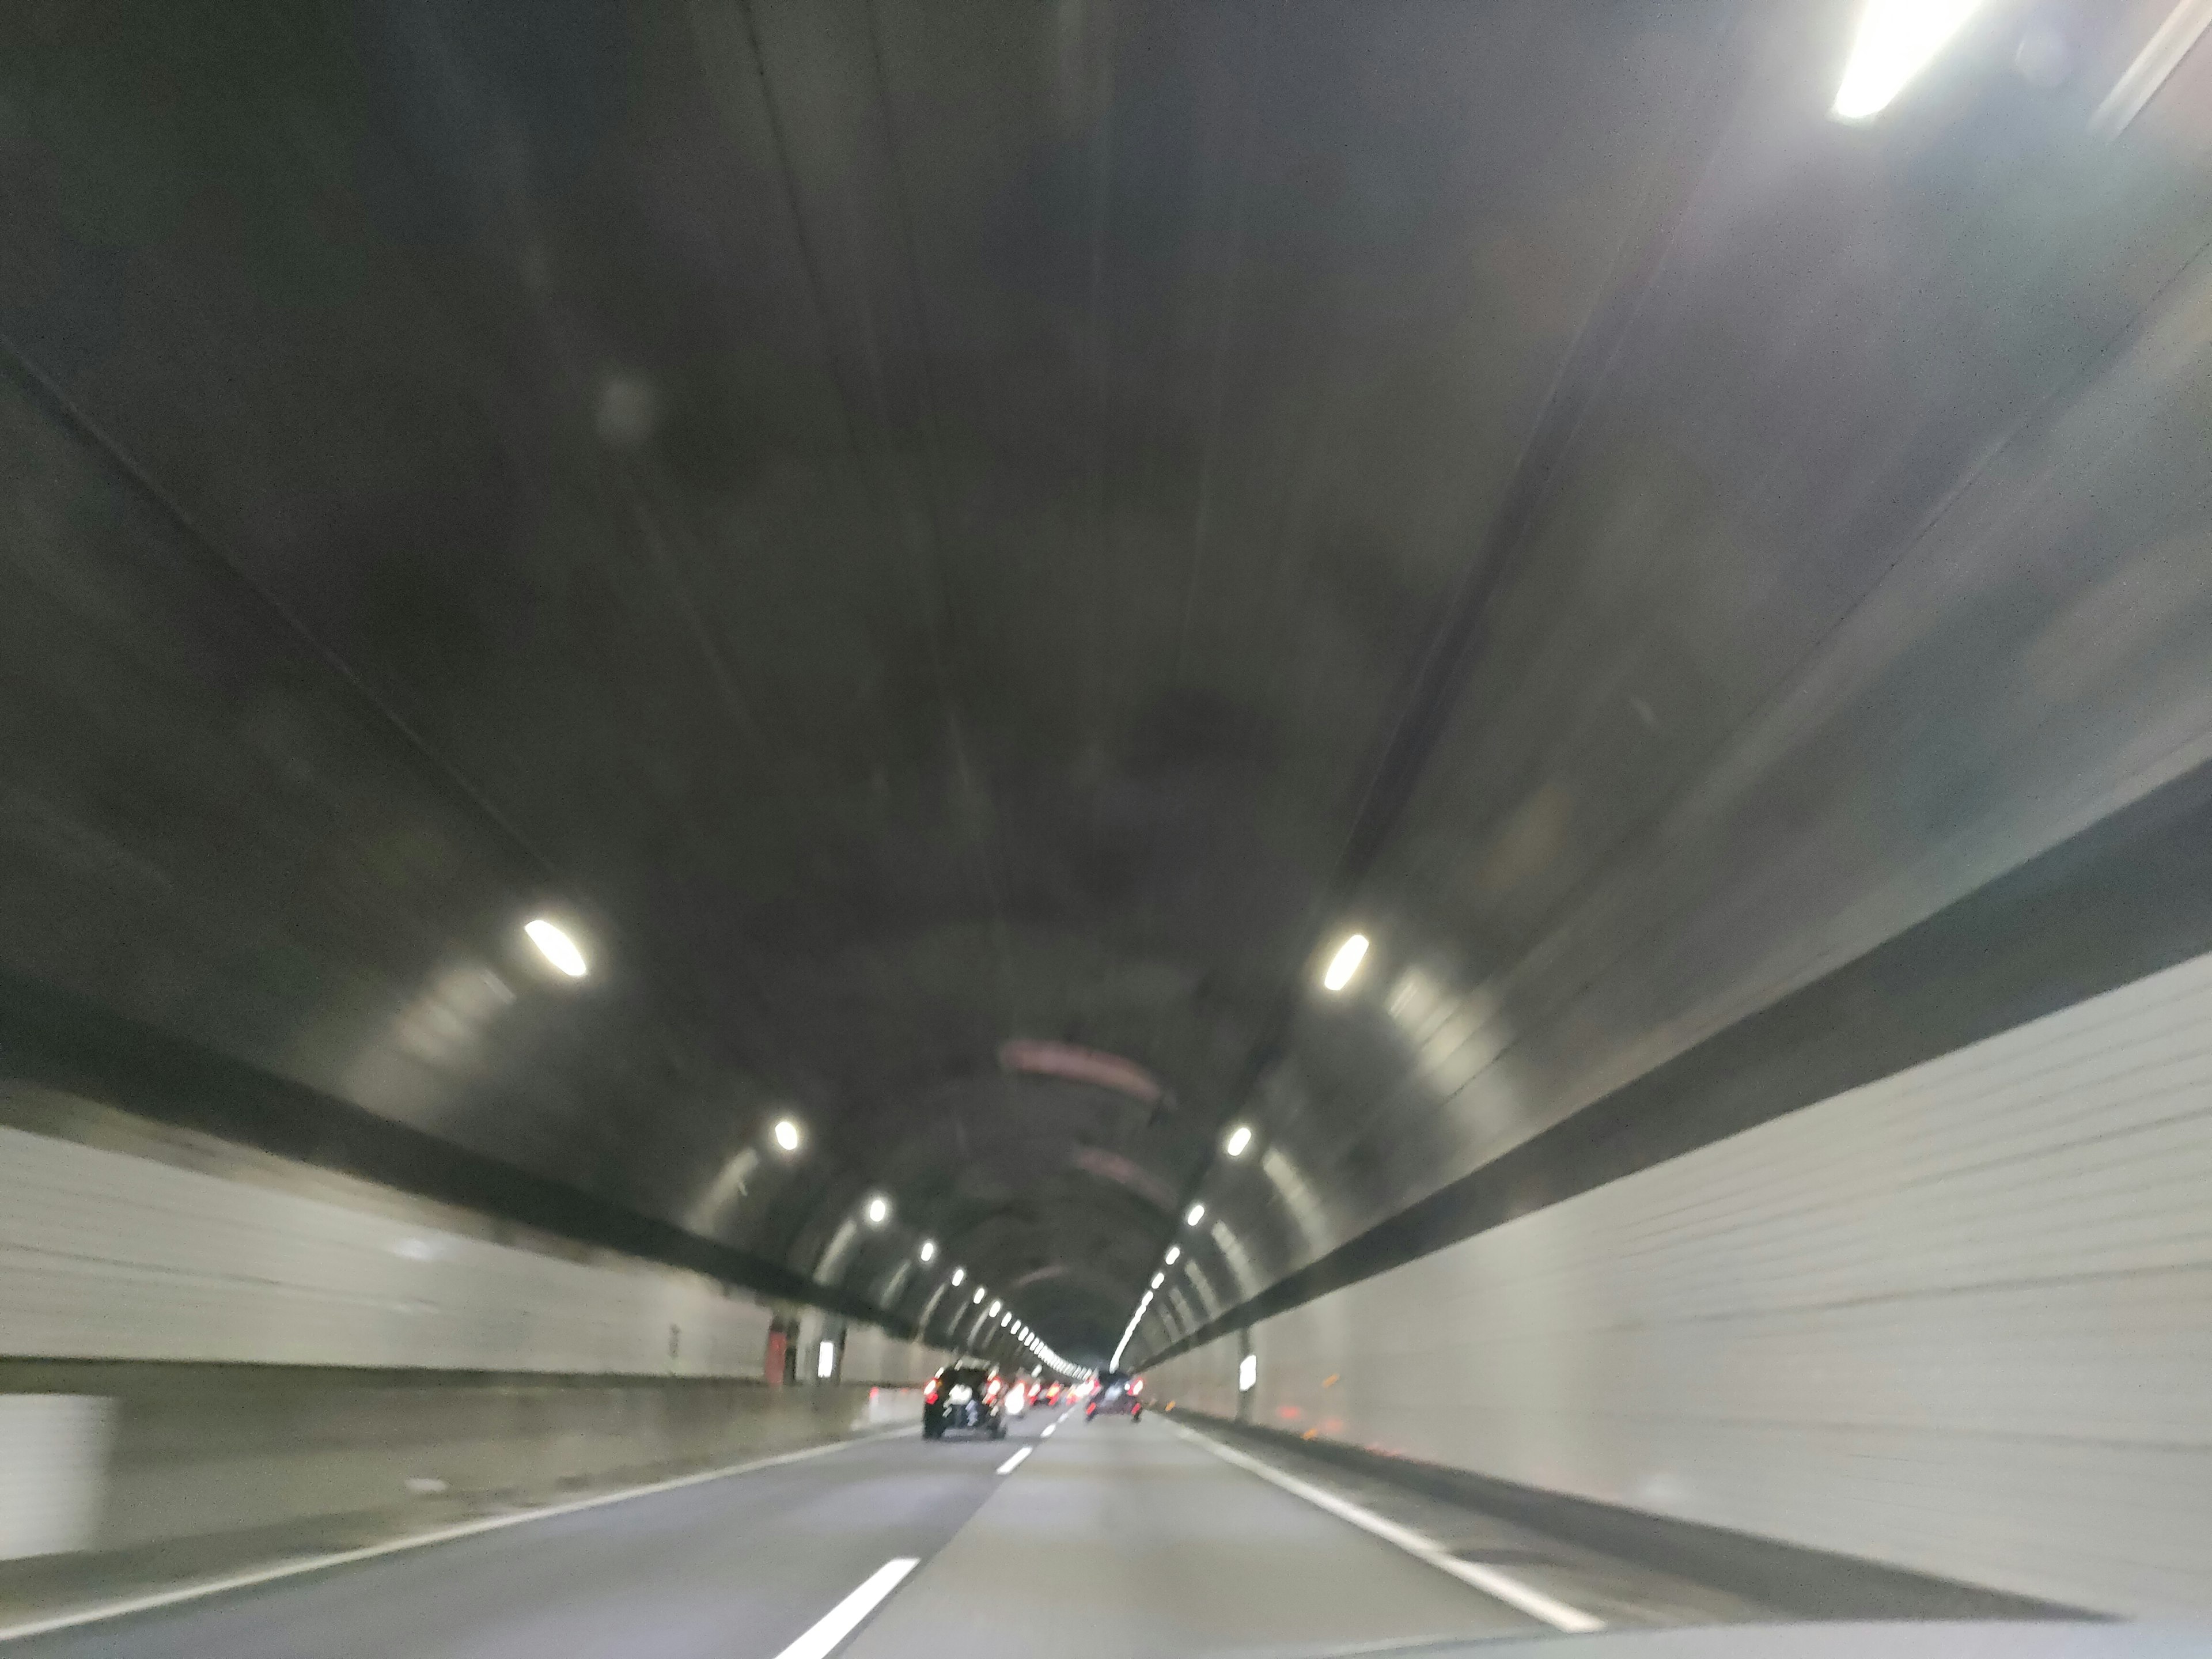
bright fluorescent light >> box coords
[1164,1245,1180,1264]
[972,1287,986,1304]
[1832,0,1982,121]
[525,919,588,978]
[1322,934,1368,992]
[1150,1272,1164,1289]
[1238,1354,1257,1392]
[919,1240,937,1263]
[818,1340,836,1379]
[772,1118,802,1153]
[989,1300,1002,1316]
[952,1267,966,1286]
[864,1194,890,1226]
[1185,1202,1206,1227]
[1224,1124,1252,1157]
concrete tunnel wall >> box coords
[1144,945,2212,1621]
[0,1117,948,1562]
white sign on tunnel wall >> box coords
[0,1395,113,1559]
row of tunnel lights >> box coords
[527,915,1080,1372]
[832,7,2012,1363]
[1107,934,1370,1369]
[526,911,1373,1373]
[522,4,2014,1370]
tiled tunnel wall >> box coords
[1146,948,2212,1620]
[0,1117,946,1561]
[0,1119,941,1382]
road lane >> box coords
[844,1406,1541,1659]
[8,1416,1039,1659]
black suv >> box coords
[1086,1370,1143,1421]
[923,1363,1008,1439]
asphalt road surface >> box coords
[7,1407,1540,1658]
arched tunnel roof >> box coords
[2,0,2209,1367]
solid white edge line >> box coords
[770,1556,919,1659]
[1168,1421,1603,1635]
[995,1446,1032,1475]
[0,1428,911,1647]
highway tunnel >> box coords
[2,1,2210,1652]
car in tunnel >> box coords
[923,1364,1008,1440]
[1086,1372,1144,1422]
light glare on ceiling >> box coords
[1224,1124,1252,1157]
[771,1118,802,1153]
[524,919,588,978]
[1322,933,1368,991]
[1832,0,1983,121]
[1185,1202,1206,1227]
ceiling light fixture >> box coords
[1224,1125,1252,1157]
[524,919,588,978]
[1185,1203,1206,1227]
[952,1267,966,1286]
[864,1195,890,1226]
[1832,0,1983,121]
[1322,934,1368,992]
[1151,1272,1164,1289]
[919,1240,937,1263]
[972,1287,986,1304]
[771,1118,802,1153]
[1164,1245,1180,1264]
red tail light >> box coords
[1129,1378,1143,1395]
[985,1379,1002,1400]
[924,1381,939,1404]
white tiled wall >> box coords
[839,1321,942,1386]
[0,1124,921,1381]
[1147,949,2212,1619]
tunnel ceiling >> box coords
[3,0,2211,1363]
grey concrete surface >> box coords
[3,1404,1549,1658]
[4,1395,2115,1659]
[1161,1414,1771,1630]
[5,1412,1028,1658]
[1167,1412,2086,1625]
[846,1407,1537,1659]
[0,1361,915,1598]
